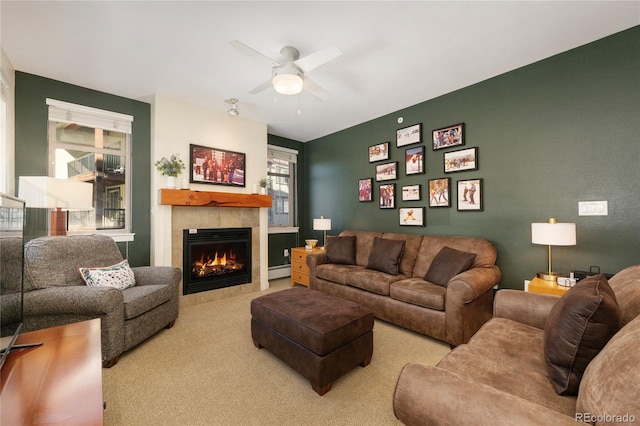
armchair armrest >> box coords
[393,364,576,426]
[494,289,559,330]
[132,266,181,287]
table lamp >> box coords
[531,218,576,281]
[19,176,93,236]
[313,216,332,249]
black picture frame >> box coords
[401,184,421,201]
[379,183,395,209]
[428,178,451,208]
[405,146,425,175]
[368,142,390,163]
[375,162,398,181]
[457,178,483,211]
[358,178,373,202]
[399,207,425,226]
[189,143,246,187]
[396,123,422,147]
[432,122,464,150]
[444,147,478,173]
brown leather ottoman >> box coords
[251,287,374,395]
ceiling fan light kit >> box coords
[225,98,239,116]
[272,65,304,95]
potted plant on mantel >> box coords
[258,178,270,195]
[155,154,186,189]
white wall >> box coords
[150,95,269,288]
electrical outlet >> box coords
[283,249,289,257]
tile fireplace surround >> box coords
[160,189,272,309]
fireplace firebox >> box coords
[182,227,252,295]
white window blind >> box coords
[46,98,133,134]
[267,145,298,164]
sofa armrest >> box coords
[132,266,181,287]
[393,364,576,426]
[305,251,327,286]
[448,266,502,302]
[494,289,559,330]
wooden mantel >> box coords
[159,189,272,208]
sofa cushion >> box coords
[79,259,136,290]
[576,315,640,422]
[347,269,406,296]
[339,230,383,267]
[325,235,356,265]
[390,279,446,311]
[543,274,621,396]
[316,264,364,285]
[425,246,476,287]
[122,284,176,320]
[367,237,405,275]
[381,233,423,276]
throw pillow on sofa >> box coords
[79,259,136,290]
[424,246,476,287]
[366,237,405,275]
[325,235,356,265]
[543,274,621,395]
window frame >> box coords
[267,144,298,233]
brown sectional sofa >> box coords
[306,230,502,347]
[393,265,640,425]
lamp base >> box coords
[536,271,561,282]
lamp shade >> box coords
[313,217,332,231]
[531,222,576,246]
[18,176,93,210]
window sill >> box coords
[68,231,135,242]
[268,226,299,234]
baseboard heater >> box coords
[268,265,291,280]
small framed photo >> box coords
[402,184,421,201]
[396,123,422,147]
[405,146,425,175]
[399,207,425,226]
[190,143,246,187]
[368,142,390,162]
[428,178,451,207]
[457,178,483,211]
[379,183,395,209]
[375,162,398,181]
[358,178,373,202]
[432,123,464,150]
[444,147,478,173]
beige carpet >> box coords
[103,279,450,425]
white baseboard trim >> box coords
[268,265,291,280]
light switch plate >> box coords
[579,201,608,216]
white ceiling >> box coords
[1,1,638,142]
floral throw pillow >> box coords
[79,259,136,290]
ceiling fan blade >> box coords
[230,40,281,66]
[249,79,274,95]
[294,45,342,73]
[303,77,330,101]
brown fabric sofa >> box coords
[2,234,181,367]
[306,230,502,347]
[393,265,640,425]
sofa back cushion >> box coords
[543,274,620,396]
[0,237,23,295]
[577,315,640,422]
[381,233,423,276]
[607,264,640,326]
[339,230,382,267]
[24,234,124,291]
[412,235,497,279]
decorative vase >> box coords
[260,187,267,195]
[166,176,177,189]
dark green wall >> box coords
[266,134,306,267]
[305,27,640,289]
[14,72,151,266]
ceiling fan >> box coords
[230,40,342,100]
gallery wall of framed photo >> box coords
[360,120,483,226]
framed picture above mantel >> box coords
[189,143,246,187]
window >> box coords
[47,99,133,233]
[267,145,297,228]
[0,73,9,194]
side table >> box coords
[526,277,570,296]
[290,247,323,288]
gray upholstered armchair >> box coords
[20,234,180,367]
